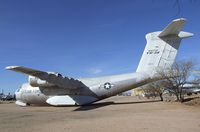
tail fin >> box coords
[136,18,193,73]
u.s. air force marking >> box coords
[104,82,114,90]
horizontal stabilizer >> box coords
[159,18,192,37]
[178,31,194,38]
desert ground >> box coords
[0,96,200,132]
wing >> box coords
[6,66,86,89]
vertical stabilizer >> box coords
[136,18,193,73]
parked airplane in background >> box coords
[6,18,193,106]
[0,93,15,101]
[163,82,200,96]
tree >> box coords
[156,60,195,102]
[141,81,165,101]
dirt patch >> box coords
[184,97,200,106]
[0,96,200,132]
[0,100,15,104]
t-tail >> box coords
[136,18,193,74]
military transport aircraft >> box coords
[6,18,193,106]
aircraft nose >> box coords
[15,89,22,100]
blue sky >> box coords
[0,0,200,93]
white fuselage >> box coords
[15,72,157,106]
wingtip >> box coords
[178,31,194,38]
[173,18,186,22]
[5,66,20,70]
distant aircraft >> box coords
[161,83,200,102]
[0,92,15,101]
[181,83,200,95]
[0,93,15,101]
[6,18,193,106]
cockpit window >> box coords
[16,85,22,92]
[16,89,20,92]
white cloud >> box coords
[89,68,103,74]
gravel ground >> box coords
[0,96,200,132]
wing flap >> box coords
[6,66,86,89]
